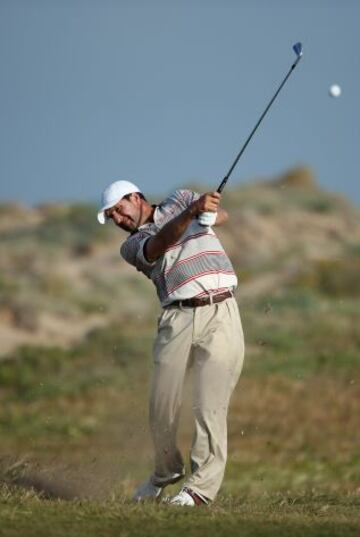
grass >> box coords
[241,293,360,379]
[0,292,359,535]
[0,293,359,441]
[0,486,359,537]
[289,258,360,297]
[1,369,359,535]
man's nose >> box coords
[112,211,123,224]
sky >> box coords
[0,0,359,207]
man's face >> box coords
[105,193,141,232]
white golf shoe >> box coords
[168,487,208,507]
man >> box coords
[97,179,245,506]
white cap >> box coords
[97,180,141,224]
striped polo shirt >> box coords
[120,189,237,307]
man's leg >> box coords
[184,297,245,501]
[149,306,194,485]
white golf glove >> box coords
[198,211,217,227]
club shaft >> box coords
[217,55,302,193]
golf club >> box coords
[217,42,303,194]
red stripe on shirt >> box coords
[166,269,236,296]
[165,231,211,252]
[164,251,226,276]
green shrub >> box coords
[0,346,69,396]
[78,325,152,366]
[0,203,115,251]
[0,323,153,401]
[291,258,360,297]
[0,410,97,438]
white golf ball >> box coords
[329,84,342,98]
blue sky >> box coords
[0,1,359,206]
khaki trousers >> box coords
[149,297,245,501]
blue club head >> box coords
[293,42,303,58]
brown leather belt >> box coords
[168,290,233,309]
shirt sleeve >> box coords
[120,231,156,273]
[172,189,201,210]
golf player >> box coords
[97,180,245,506]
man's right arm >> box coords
[145,191,221,262]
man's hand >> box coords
[189,192,221,216]
[189,192,228,227]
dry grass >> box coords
[1,375,359,499]
[1,345,359,535]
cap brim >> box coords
[97,201,116,224]
[97,211,106,224]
